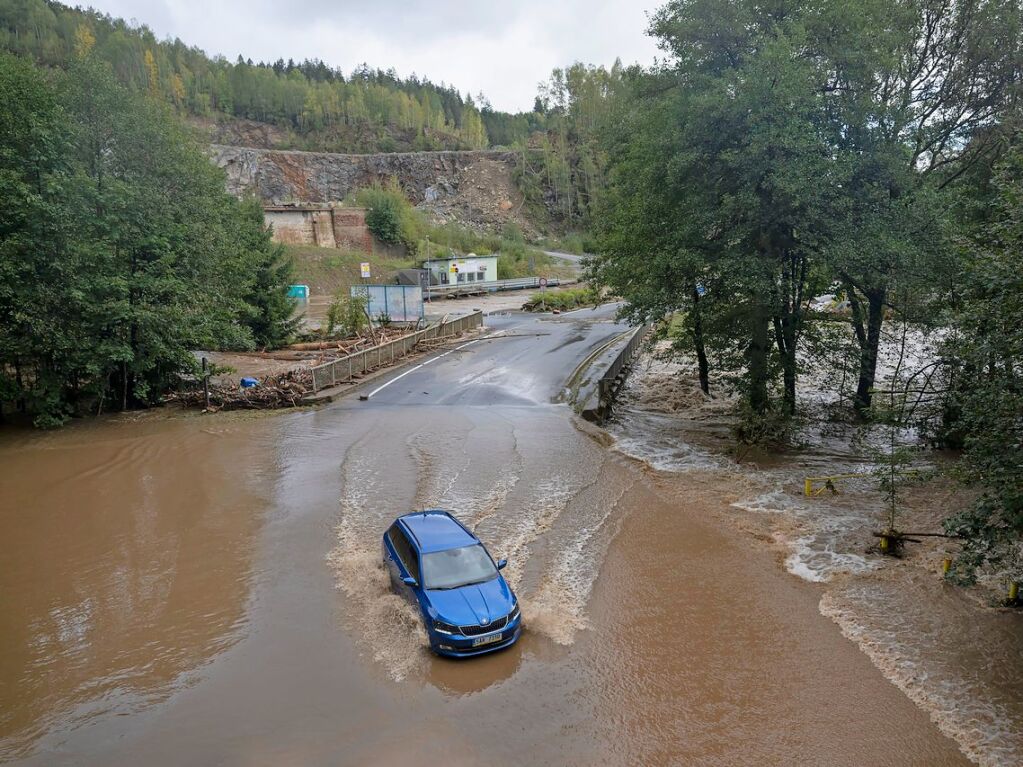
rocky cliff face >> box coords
[211,145,537,236]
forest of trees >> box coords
[589,0,1022,579]
[0,0,489,151]
[0,50,296,426]
[0,1,621,231]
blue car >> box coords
[382,510,522,657]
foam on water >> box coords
[728,481,879,583]
[527,480,634,645]
[327,442,431,682]
[498,476,580,590]
[820,587,1023,767]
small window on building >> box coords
[440,272,449,284]
[467,272,475,282]
[457,273,465,283]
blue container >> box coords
[240,377,259,388]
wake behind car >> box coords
[382,510,522,657]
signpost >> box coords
[539,277,548,311]
[360,262,371,282]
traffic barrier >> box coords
[425,276,577,299]
[803,474,864,496]
[804,469,923,496]
[581,324,652,423]
[308,312,483,393]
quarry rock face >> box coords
[211,145,536,236]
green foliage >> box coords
[325,293,368,338]
[0,52,290,424]
[355,181,424,252]
[495,239,549,279]
[942,142,1023,580]
[0,0,491,153]
[522,287,595,312]
[236,198,299,349]
[543,232,597,255]
[591,0,1020,440]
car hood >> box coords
[426,576,514,627]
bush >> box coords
[522,287,596,311]
[355,180,424,253]
[325,293,368,338]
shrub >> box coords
[522,286,596,311]
[356,180,424,253]
[326,293,369,338]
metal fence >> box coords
[351,284,424,323]
[425,276,577,299]
[309,311,483,392]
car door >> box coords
[384,523,406,589]
[385,524,420,606]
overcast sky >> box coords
[82,1,663,112]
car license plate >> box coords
[472,633,502,647]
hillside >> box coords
[0,0,535,154]
[213,145,540,236]
[0,1,609,234]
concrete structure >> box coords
[422,255,499,286]
[263,205,374,251]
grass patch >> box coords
[286,245,415,296]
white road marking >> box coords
[361,336,492,400]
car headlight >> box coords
[509,603,520,621]
[433,619,458,635]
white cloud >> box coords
[82,0,662,111]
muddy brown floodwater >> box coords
[0,336,976,765]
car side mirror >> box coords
[402,575,417,587]
[497,558,507,570]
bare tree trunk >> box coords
[748,304,770,414]
[843,275,886,417]
[691,286,710,395]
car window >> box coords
[421,545,497,590]
[389,524,419,582]
[404,533,420,582]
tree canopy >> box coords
[0,51,295,425]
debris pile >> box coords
[169,368,315,412]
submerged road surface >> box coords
[0,307,970,766]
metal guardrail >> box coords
[308,311,483,393]
[591,324,653,422]
[426,276,576,299]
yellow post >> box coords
[942,558,952,576]
[1010,582,1019,603]
[804,478,813,497]
[879,535,890,554]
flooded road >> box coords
[1,308,971,765]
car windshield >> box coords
[422,544,498,590]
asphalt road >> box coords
[361,303,628,408]
[543,249,589,266]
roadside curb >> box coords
[576,324,653,423]
[561,329,634,410]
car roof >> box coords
[399,510,478,553]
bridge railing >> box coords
[425,276,577,299]
[309,311,483,392]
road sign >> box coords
[538,277,548,288]
[360,262,371,279]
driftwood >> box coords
[174,328,427,412]
[169,368,314,412]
